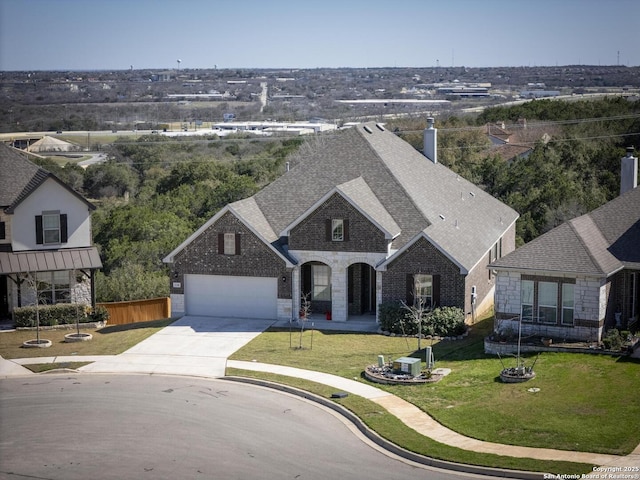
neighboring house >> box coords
[490,148,640,343]
[26,136,80,153]
[0,144,102,320]
[484,119,554,163]
[163,120,519,323]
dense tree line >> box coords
[390,97,640,245]
[35,135,303,301]
[34,97,640,301]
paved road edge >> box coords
[223,375,544,480]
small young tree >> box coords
[400,276,433,353]
[21,271,51,347]
[297,292,312,349]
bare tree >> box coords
[297,292,312,349]
[400,277,433,353]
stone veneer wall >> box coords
[10,270,92,310]
[494,270,606,342]
[289,250,386,322]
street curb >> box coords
[223,376,545,480]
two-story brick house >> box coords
[163,121,519,323]
[0,144,102,320]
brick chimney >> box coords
[621,147,638,195]
[423,117,437,163]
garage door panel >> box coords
[185,274,277,319]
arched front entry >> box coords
[348,263,376,317]
[300,261,332,317]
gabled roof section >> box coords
[491,186,640,276]
[0,144,95,212]
[162,199,295,267]
[379,230,467,274]
[280,177,400,239]
[252,123,517,271]
[362,125,518,271]
[337,177,400,239]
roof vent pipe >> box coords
[621,147,638,196]
[424,117,437,164]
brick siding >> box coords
[289,193,388,253]
[382,236,464,308]
[171,211,291,299]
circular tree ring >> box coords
[23,339,52,348]
[64,333,93,343]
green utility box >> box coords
[392,357,421,376]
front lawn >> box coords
[228,318,640,456]
[0,318,175,360]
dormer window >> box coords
[332,219,344,241]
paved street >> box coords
[0,374,483,480]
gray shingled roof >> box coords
[336,177,400,239]
[248,123,518,272]
[0,143,94,212]
[491,186,640,275]
[0,144,43,208]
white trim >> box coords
[378,230,467,274]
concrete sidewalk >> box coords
[2,315,639,472]
[227,360,639,469]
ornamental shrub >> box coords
[90,305,110,323]
[602,329,623,351]
[378,303,466,337]
[428,306,466,337]
[14,304,92,328]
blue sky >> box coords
[1,0,639,71]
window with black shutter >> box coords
[219,233,240,255]
[36,212,67,245]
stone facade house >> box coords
[164,120,519,323]
[490,149,640,343]
[0,144,102,319]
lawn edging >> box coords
[224,375,542,480]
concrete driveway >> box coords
[79,316,275,377]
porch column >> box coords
[375,270,383,324]
[292,267,301,320]
[331,265,347,322]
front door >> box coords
[348,263,376,316]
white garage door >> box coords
[184,274,278,319]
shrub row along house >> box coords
[0,144,102,320]
[164,120,519,323]
[490,148,640,344]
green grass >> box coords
[4,315,637,473]
[229,318,640,457]
[0,318,175,360]
[226,369,592,475]
[25,361,92,373]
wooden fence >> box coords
[97,297,171,326]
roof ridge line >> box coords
[567,214,613,275]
